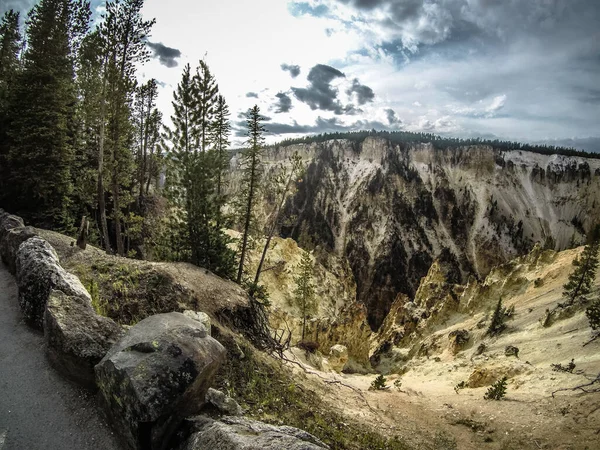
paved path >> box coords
[0,263,122,450]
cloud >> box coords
[385,108,399,125]
[147,42,181,68]
[274,92,293,113]
[292,64,348,114]
[486,94,507,114]
[281,63,301,78]
[346,78,375,105]
[246,92,259,98]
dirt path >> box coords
[0,263,122,450]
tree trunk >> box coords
[253,167,296,286]
[97,75,112,254]
[237,160,256,284]
[76,216,89,250]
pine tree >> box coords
[97,0,155,255]
[164,62,234,277]
[294,250,315,341]
[194,60,218,153]
[487,298,507,336]
[236,105,266,284]
[0,9,22,205]
[563,226,600,305]
[134,78,159,205]
[4,0,90,229]
[209,94,231,229]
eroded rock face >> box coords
[245,138,600,329]
[0,226,37,274]
[328,344,349,373]
[180,416,329,450]
[16,237,91,328]
[44,290,124,388]
[448,330,470,355]
[95,312,226,450]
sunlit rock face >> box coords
[233,137,600,330]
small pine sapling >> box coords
[487,298,507,336]
[369,375,388,391]
[484,376,508,400]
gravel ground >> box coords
[0,262,122,450]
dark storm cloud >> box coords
[292,64,347,114]
[281,63,301,78]
[346,78,375,105]
[274,92,293,113]
[147,42,181,68]
[246,92,259,98]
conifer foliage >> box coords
[563,225,600,305]
[294,250,315,341]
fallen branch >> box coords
[552,373,600,398]
[280,353,377,412]
[582,333,600,347]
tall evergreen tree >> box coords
[164,62,235,277]
[194,60,218,153]
[294,250,315,341]
[209,94,231,229]
[98,0,155,255]
[4,0,90,228]
[0,9,22,205]
[134,78,159,205]
[563,225,600,304]
[236,105,266,284]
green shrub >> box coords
[369,374,388,391]
[484,377,508,400]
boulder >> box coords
[44,290,125,389]
[448,329,470,354]
[205,388,243,416]
[95,312,226,450]
[0,226,37,274]
[16,237,91,329]
[180,416,329,450]
[0,211,24,242]
[505,345,520,358]
[328,344,349,372]
[183,310,211,336]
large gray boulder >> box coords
[16,237,91,328]
[0,226,37,274]
[95,312,226,450]
[0,211,24,242]
[44,290,125,389]
[181,416,329,450]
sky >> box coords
[2,0,600,151]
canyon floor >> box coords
[284,246,600,450]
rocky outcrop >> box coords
[183,310,212,336]
[16,237,91,329]
[180,416,329,450]
[95,312,226,450]
[328,344,349,372]
[245,138,600,329]
[0,226,37,274]
[205,388,243,416]
[0,209,24,241]
[305,302,372,369]
[44,290,124,388]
